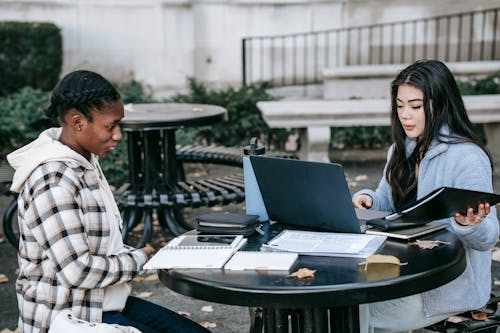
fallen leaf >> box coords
[409,240,450,250]
[358,254,407,271]
[0,274,9,284]
[199,321,217,329]
[201,305,213,312]
[355,175,368,181]
[144,273,158,281]
[177,311,190,317]
[133,276,146,282]
[290,268,316,279]
[134,291,153,298]
[471,311,488,321]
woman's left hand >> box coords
[454,202,490,226]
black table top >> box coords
[120,103,227,131]
[158,223,466,309]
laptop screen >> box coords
[249,156,361,233]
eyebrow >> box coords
[396,98,423,103]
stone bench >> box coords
[323,61,500,99]
[257,94,500,176]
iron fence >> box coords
[242,7,500,86]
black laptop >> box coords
[249,155,362,233]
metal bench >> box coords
[117,172,247,247]
[1,145,297,248]
[119,144,298,248]
[0,163,17,248]
[426,294,500,333]
[257,94,500,179]
[176,144,298,167]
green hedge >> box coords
[0,21,62,96]
[1,74,498,187]
[168,78,293,149]
[0,87,54,161]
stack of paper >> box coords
[262,230,386,258]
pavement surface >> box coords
[1,158,499,333]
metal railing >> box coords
[242,7,500,86]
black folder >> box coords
[366,187,500,230]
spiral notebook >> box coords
[143,235,247,269]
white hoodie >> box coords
[8,127,131,312]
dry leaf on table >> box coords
[290,268,316,279]
[200,321,217,328]
[177,311,191,317]
[358,254,407,271]
[409,240,450,250]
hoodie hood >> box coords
[7,127,93,193]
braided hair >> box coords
[44,70,121,122]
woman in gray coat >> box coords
[353,60,499,332]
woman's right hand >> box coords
[140,244,155,260]
[353,194,373,209]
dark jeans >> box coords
[102,296,211,333]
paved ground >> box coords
[1,159,499,332]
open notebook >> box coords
[143,235,247,269]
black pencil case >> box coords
[196,213,261,236]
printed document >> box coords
[262,230,386,258]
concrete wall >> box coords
[1,0,499,97]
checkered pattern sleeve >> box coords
[23,166,146,290]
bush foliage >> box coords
[1,73,498,187]
[0,87,54,161]
[0,21,62,96]
[168,78,293,149]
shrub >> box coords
[0,81,150,187]
[0,21,62,96]
[458,73,500,95]
[168,78,294,150]
[0,87,54,161]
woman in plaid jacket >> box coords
[7,70,210,333]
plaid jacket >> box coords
[16,160,147,333]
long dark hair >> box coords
[386,60,492,205]
[44,70,121,122]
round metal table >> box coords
[119,103,227,246]
[158,223,466,333]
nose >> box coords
[400,106,412,119]
[112,126,123,141]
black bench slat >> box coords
[177,182,202,207]
[176,144,298,167]
[196,179,231,203]
[185,180,218,206]
[204,178,244,201]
